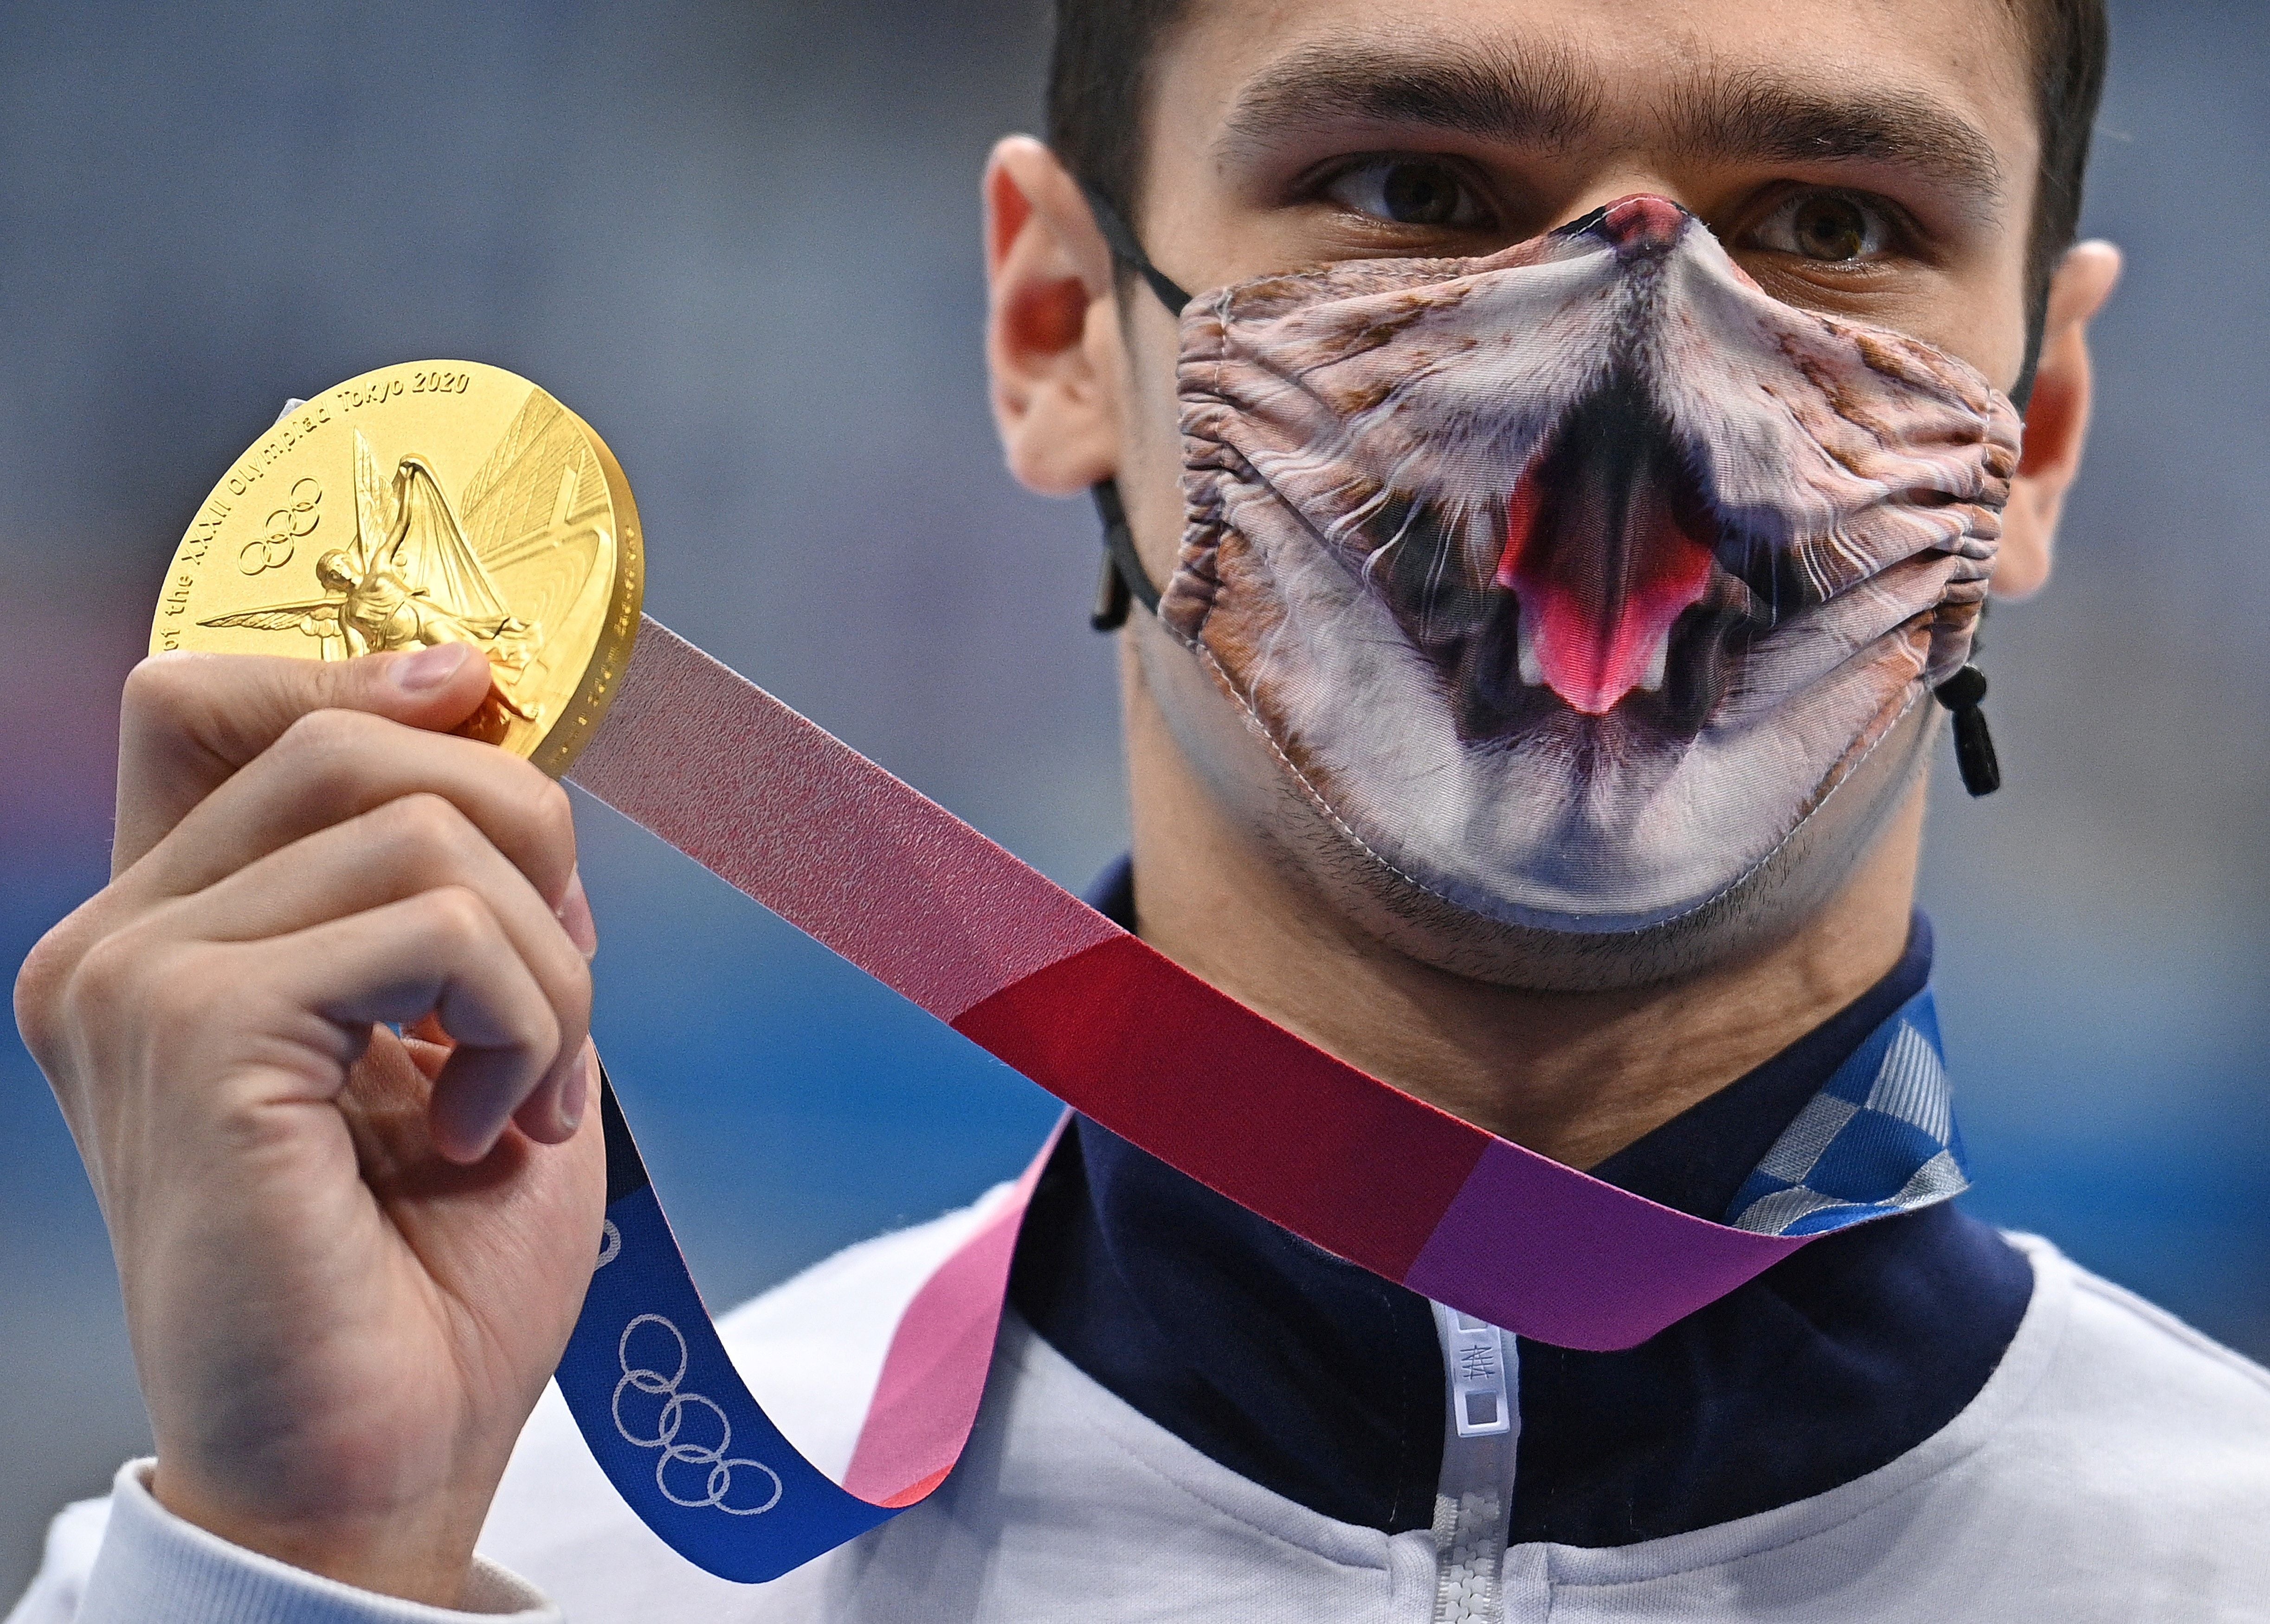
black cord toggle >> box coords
[1933,664,2001,797]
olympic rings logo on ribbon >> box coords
[611,1313,783,1517]
[240,477,322,574]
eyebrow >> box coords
[1223,41,1606,154]
[1218,41,2005,217]
[1670,67,2005,207]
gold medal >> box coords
[149,361,644,777]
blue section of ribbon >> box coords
[1726,988,1970,1237]
[555,1183,900,1582]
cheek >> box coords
[1123,306,1184,446]
[1917,258,2035,399]
[1114,312,1194,575]
[1771,258,2032,401]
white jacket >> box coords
[11,1211,2270,1623]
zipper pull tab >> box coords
[1440,1308,1514,1437]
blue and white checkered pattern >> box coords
[1725,987,1968,1237]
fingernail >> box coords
[559,1053,590,1135]
[557,868,598,959]
[393,643,476,692]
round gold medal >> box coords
[149,361,644,777]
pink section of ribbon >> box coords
[840,1121,1066,1506]
[570,621,1119,1022]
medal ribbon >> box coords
[550,616,1828,1581]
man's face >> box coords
[1118,0,2038,447]
[1081,0,2052,984]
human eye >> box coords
[1744,188,1903,264]
[1317,155,1498,232]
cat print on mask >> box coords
[1163,195,2022,932]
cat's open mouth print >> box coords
[1165,197,2022,931]
[1371,366,1773,744]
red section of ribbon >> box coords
[950,935,1485,1283]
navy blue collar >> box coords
[1008,857,2031,1544]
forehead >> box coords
[1153,0,2038,190]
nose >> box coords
[1556,193,1693,258]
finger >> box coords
[126,709,580,917]
[153,793,593,1140]
[264,887,568,1162]
[115,643,496,874]
[161,790,587,980]
[515,1040,595,1146]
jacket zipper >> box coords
[1429,1302,1518,1623]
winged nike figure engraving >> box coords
[199,389,611,730]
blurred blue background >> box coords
[2,0,2264,1596]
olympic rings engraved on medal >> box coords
[241,477,322,574]
[612,1314,783,1516]
[597,1218,621,1269]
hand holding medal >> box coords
[17,363,639,1604]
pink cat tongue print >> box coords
[1167,195,2023,932]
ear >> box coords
[983,135,1124,496]
[1994,240,2123,599]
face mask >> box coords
[1092,193,2022,934]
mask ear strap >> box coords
[1072,181,1182,631]
[1088,478,1162,632]
[1077,182,1194,316]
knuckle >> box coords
[525,999,564,1060]
[554,953,594,1025]
[13,921,80,1058]
[120,654,202,728]
[483,972,557,1057]
[383,791,475,856]
[418,883,497,949]
[61,924,200,1037]
[273,709,391,807]
[277,705,372,767]
[520,984,562,1039]
[64,927,144,1009]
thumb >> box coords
[115,643,496,874]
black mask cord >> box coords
[1077,182,1186,632]
[1079,183,1193,316]
[1088,479,1161,632]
